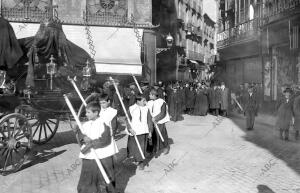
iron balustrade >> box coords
[262,0,300,18]
[217,19,259,48]
[217,0,300,48]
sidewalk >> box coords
[1,114,300,193]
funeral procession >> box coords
[0,0,300,193]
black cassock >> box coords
[185,89,195,110]
[194,89,208,116]
[169,91,181,121]
[179,88,186,113]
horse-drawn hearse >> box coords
[0,16,94,175]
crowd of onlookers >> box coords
[90,79,300,141]
[95,80,232,122]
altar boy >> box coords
[127,94,153,170]
[148,88,170,157]
[76,102,116,193]
[98,93,118,136]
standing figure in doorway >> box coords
[243,86,258,131]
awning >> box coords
[187,59,204,70]
[11,23,143,75]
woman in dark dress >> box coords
[194,85,209,116]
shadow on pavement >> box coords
[257,185,276,193]
[114,148,137,193]
[229,112,300,176]
[20,149,66,171]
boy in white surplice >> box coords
[127,94,153,170]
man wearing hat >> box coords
[141,80,150,101]
[276,88,294,140]
[243,86,258,130]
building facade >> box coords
[217,0,300,102]
[153,0,217,82]
[0,0,157,84]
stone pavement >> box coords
[1,114,300,193]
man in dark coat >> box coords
[208,84,221,116]
[169,87,181,121]
[276,88,294,140]
[243,86,258,130]
[219,82,230,117]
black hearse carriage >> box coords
[0,17,93,175]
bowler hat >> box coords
[283,87,292,94]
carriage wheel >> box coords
[0,113,31,175]
[28,113,59,145]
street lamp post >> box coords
[156,33,174,54]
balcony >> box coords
[261,0,300,24]
[186,50,204,61]
[217,19,260,49]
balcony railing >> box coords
[261,0,300,20]
[186,50,204,61]
[217,19,259,48]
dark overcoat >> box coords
[220,88,229,111]
[276,98,293,129]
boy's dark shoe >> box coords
[163,146,170,155]
[138,162,145,170]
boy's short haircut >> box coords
[86,101,101,113]
[150,88,158,97]
[135,93,146,102]
[99,93,110,102]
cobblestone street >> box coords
[1,113,300,193]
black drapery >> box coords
[17,19,91,87]
[0,18,23,70]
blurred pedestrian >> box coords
[243,86,258,130]
[219,82,229,117]
[276,88,293,141]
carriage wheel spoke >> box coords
[15,134,26,141]
[6,120,11,137]
[43,124,47,140]
[31,121,38,127]
[38,123,43,142]
[14,126,24,138]
[45,121,54,134]
[1,148,8,156]
[3,150,11,171]
[13,118,19,134]
[47,119,57,125]
[32,123,41,137]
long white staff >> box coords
[231,93,244,112]
[132,74,143,94]
[109,77,145,159]
[68,76,87,107]
[64,95,110,184]
[132,75,165,142]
